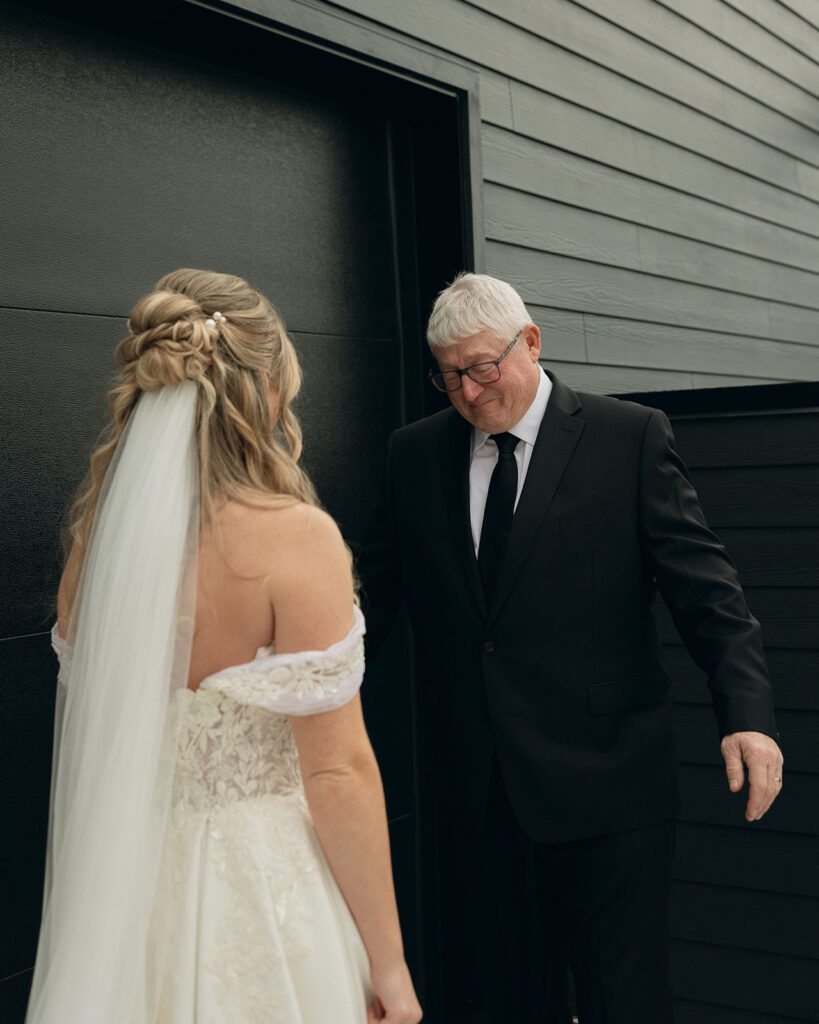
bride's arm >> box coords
[271,506,421,1024]
[56,543,83,640]
[292,697,417,1013]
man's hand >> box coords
[721,731,783,822]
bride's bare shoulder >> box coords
[216,500,348,577]
[212,501,354,650]
[251,503,354,638]
[56,543,83,639]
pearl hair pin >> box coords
[205,311,227,328]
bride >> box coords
[25,269,422,1024]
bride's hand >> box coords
[367,960,422,1023]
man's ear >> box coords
[523,322,541,362]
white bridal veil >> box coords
[26,381,199,1024]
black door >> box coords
[0,2,468,1017]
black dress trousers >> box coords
[439,756,675,1024]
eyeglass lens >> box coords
[434,363,501,391]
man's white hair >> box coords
[426,272,531,352]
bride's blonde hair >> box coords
[67,268,319,564]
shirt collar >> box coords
[471,366,552,456]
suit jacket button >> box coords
[484,641,495,653]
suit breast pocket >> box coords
[559,504,619,533]
[587,671,669,716]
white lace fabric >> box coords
[49,607,373,1023]
[50,604,366,815]
[199,604,366,716]
[50,627,72,688]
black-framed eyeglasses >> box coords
[429,331,522,393]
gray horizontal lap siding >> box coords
[330,0,819,393]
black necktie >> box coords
[478,432,520,598]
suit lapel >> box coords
[439,410,488,619]
[487,374,585,624]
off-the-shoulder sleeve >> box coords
[51,623,73,687]
[199,606,366,715]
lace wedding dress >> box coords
[50,606,373,1024]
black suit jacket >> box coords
[359,373,777,843]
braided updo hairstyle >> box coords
[67,269,319,562]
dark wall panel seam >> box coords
[0,967,33,986]
[671,884,819,903]
[671,934,819,963]
[0,306,125,320]
[0,631,50,645]
[673,995,813,1024]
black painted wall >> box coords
[0,2,468,1018]
[627,382,819,1024]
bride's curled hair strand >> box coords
[66,268,319,573]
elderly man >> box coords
[359,273,782,1023]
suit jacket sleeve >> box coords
[638,408,778,741]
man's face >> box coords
[436,323,542,434]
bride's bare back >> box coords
[187,499,355,690]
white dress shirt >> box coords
[469,367,552,555]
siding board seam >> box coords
[480,116,819,243]
[667,408,819,420]
[775,0,819,33]
[655,0,819,96]
[671,935,819,963]
[502,84,819,207]
[483,178,819,279]
[720,0,819,66]
[328,1,819,187]
[541,304,818,347]
[566,0,819,121]
[467,0,819,166]
[544,358,787,383]
[482,123,819,271]
[487,239,819,315]
[555,309,819,348]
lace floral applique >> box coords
[161,692,322,1022]
[171,690,304,812]
[50,624,72,688]
[203,799,319,1024]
